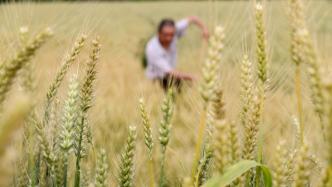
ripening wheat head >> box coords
[118,126,137,187]
[0,28,52,107]
[95,149,109,187]
[200,26,225,105]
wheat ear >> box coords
[273,140,290,186]
[255,3,268,87]
[118,126,137,187]
[192,26,225,182]
[0,28,51,108]
[317,81,332,186]
[74,37,100,187]
[18,26,35,93]
[44,35,86,125]
[159,89,174,187]
[59,75,80,187]
[95,149,109,187]
[139,97,155,187]
[240,54,254,129]
[289,0,325,137]
[293,143,311,187]
[194,145,213,187]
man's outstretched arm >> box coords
[187,16,210,39]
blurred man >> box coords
[145,16,209,91]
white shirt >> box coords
[145,19,189,79]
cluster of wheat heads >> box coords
[0,0,330,187]
[138,1,331,187]
[0,27,52,183]
[5,29,138,187]
[0,27,112,186]
[9,31,108,187]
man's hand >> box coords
[182,74,195,81]
[202,27,210,41]
[168,71,195,82]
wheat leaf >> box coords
[204,160,272,187]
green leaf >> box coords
[203,160,272,187]
[260,165,273,187]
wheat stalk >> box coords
[80,166,91,187]
[288,0,325,137]
[193,26,225,182]
[39,161,47,187]
[213,118,229,174]
[74,37,100,187]
[272,140,290,187]
[60,75,79,151]
[327,84,332,186]
[95,149,109,187]
[293,143,311,187]
[0,28,51,108]
[317,81,332,186]
[228,121,240,165]
[301,29,325,132]
[16,158,29,187]
[18,26,36,94]
[139,98,153,158]
[288,0,306,139]
[200,26,225,105]
[240,54,254,129]
[194,145,213,187]
[241,52,262,161]
[255,3,268,87]
[118,126,137,187]
[288,0,306,65]
[159,89,174,187]
[59,75,80,187]
[243,93,262,185]
[44,35,86,125]
[54,153,65,187]
[239,53,261,185]
[138,97,155,187]
[211,88,229,174]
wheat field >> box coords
[0,0,331,186]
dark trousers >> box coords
[159,75,182,92]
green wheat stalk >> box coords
[59,75,80,187]
[118,126,137,187]
[193,26,225,182]
[74,37,100,187]
[44,35,86,126]
[139,97,155,187]
[95,149,109,187]
[159,89,174,187]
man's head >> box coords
[158,19,176,49]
